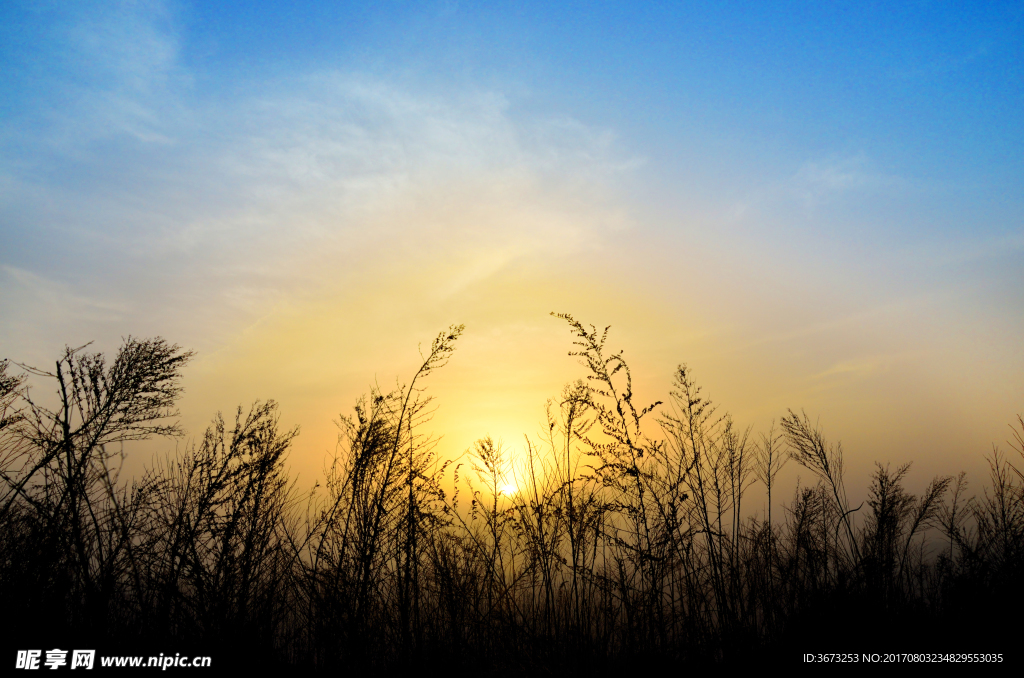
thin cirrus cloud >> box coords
[1,6,638,351]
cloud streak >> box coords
[1,5,639,361]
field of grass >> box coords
[2,317,1020,672]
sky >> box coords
[2,1,1022,496]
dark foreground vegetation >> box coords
[1,315,1021,672]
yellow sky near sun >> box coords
[159,167,1023,503]
[178,249,664,486]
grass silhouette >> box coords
[0,320,1019,671]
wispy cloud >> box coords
[0,265,130,365]
[6,1,188,150]
[0,3,638,362]
[725,154,911,224]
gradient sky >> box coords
[2,1,1021,494]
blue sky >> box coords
[2,1,1021,488]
